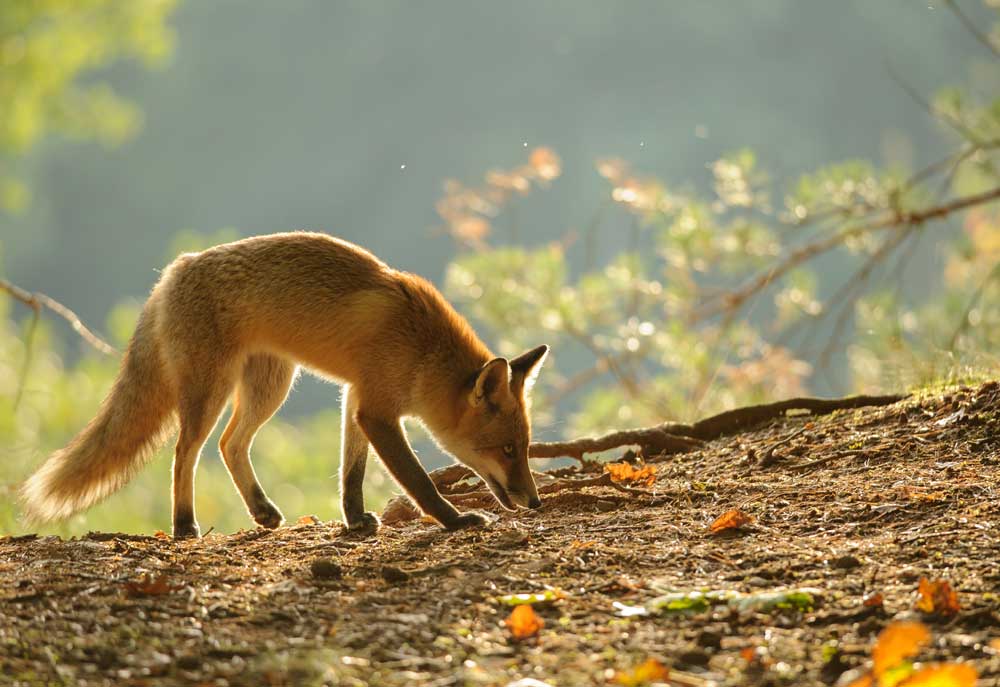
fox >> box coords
[20,232,549,538]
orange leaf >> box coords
[872,621,930,678]
[899,663,977,687]
[613,658,670,687]
[709,509,753,534]
[153,530,170,540]
[989,638,1000,651]
[916,578,960,617]
[863,592,884,608]
[505,604,543,640]
[740,647,757,662]
[124,573,180,597]
[604,462,657,487]
[296,515,320,525]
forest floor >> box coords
[3,382,1000,687]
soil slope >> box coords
[3,383,1000,686]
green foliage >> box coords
[0,0,177,211]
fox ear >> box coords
[472,357,511,406]
[510,344,549,394]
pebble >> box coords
[310,558,342,580]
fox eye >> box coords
[502,444,515,458]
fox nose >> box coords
[527,496,542,509]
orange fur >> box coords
[20,232,548,537]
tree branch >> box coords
[0,279,117,356]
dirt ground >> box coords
[3,383,1000,687]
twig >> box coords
[0,279,117,356]
[944,0,1000,58]
[755,425,810,469]
[946,260,1000,350]
[696,186,1000,321]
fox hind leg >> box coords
[219,354,296,530]
[340,384,378,533]
[173,369,235,539]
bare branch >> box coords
[944,0,1000,58]
[696,186,1000,322]
[0,279,118,356]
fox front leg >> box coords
[355,412,490,530]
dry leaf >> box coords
[863,592,884,608]
[604,462,657,487]
[153,530,170,540]
[613,658,669,686]
[899,663,977,687]
[709,509,754,534]
[296,515,320,525]
[505,604,543,640]
[872,621,930,678]
[989,638,1000,651]
[916,578,960,617]
[124,573,180,597]
[740,647,756,662]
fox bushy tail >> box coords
[20,306,178,523]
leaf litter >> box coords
[2,382,1000,685]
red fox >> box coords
[21,232,548,538]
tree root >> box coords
[528,393,907,460]
[380,392,910,524]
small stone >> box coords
[832,555,862,570]
[678,647,711,667]
[176,654,201,671]
[696,629,723,649]
[380,565,410,583]
[310,558,342,580]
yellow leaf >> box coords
[872,622,930,679]
[614,658,670,686]
[899,663,977,687]
[916,578,960,617]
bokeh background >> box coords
[3,1,998,536]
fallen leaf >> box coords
[296,515,320,525]
[709,509,753,534]
[613,658,669,686]
[497,589,565,606]
[124,573,180,597]
[863,592,884,608]
[899,663,977,686]
[740,647,756,662]
[989,638,1000,651]
[505,604,543,640]
[612,601,648,617]
[153,530,170,540]
[872,622,930,679]
[916,578,960,617]
[604,462,657,487]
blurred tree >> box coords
[0,0,177,211]
[442,3,1000,434]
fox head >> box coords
[442,344,549,511]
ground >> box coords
[3,383,1000,687]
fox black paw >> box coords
[172,521,201,539]
[445,510,492,531]
[345,511,381,534]
[253,502,285,530]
